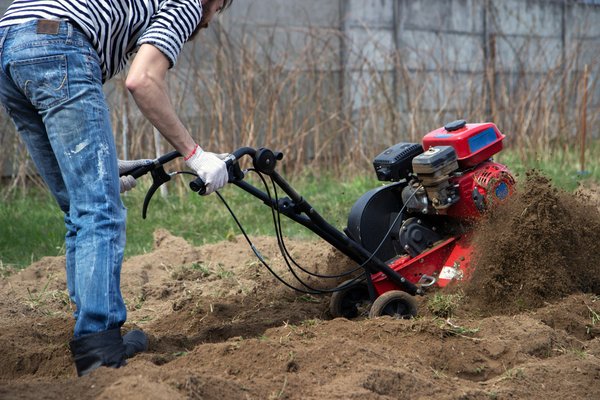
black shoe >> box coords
[69,328,148,377]
[123,329,148,358]
[69,328,126,377]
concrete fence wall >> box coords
[213,0,599,99]
[1,0,597,105]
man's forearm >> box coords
[126,44,197,157]
[129,77,196,156]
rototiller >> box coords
[123,120,514,319]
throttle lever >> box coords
[142,166,172,219]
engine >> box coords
[373,120,515,221]
[346,120,516,289]
[348,119,515,262]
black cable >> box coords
[251,170,365,293]
[214,190,323,294]
[215,189,365,294]
[269,175,365,279]
[181,169,347,294]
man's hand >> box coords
[118,159,153,193]
[184,145,229,195]
[119,175,137,193]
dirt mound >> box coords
[1,212,600,398]
[464,171,600,314]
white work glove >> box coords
[184,145,229,195]
[117,159,153,193]
[119,175,137,193]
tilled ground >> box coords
[1,175,599,399]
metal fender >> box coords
[346,182,407,263]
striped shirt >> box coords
[0,1,203,81]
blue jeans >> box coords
[0,20,127,337]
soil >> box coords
[1,173,600,399]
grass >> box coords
[496,142,600,191]
[0,171,379,269]
[0,190,65,268]
[427,291,464,318]
[439,319,481,338]
[587,305,600,335]
[22,274,73,315]
[499,366,525,381]
[0,146,598,269]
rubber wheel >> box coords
[368,290,418,319]
[329,279,371,319]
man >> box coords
[0,0,232,376]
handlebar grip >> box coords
[189,177,207,195]
[188,154,238,195]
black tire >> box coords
[368,290,417,319]
[329,279,371,319]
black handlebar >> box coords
[188,149,251,194]
[127,151,181,179]
[188,147,282,195]
[125,146,283,207]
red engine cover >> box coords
[422,122,505,168]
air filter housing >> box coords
[373,142,424,182]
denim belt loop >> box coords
[65,20,73,45]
